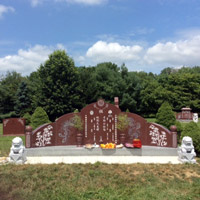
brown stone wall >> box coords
[31,123,56,147]
[146,123,176,148]
[27,99,177,148]
[125,112,148,145]
[3,118,25,135]
[55,113,77,145]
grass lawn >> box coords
[0,123,25,156]
[0,121,200,200]
[0,163,200,200]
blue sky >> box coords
[1,0,200,75]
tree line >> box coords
[0,50,200,122]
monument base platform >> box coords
[25,146,178,157]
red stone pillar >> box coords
[114,97,119,108]
[170,125,177,148]
[25,126,32,148]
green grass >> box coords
[0,163,199,200]
[0,123,25,156]
[145,118,156,123]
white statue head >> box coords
[182,136,193,147]
[12,137,23,148]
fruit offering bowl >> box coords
[100,143,116,149]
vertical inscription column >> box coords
[81,99,121,145]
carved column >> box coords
[25,126,32,148]
[170,125,177,148]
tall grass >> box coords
[0,163,199,200]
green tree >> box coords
[120,71,143,113]
[31,107,50,129]
[78,66,97,106]
[27,71,43,114]
[23,112,31,125]
[140,80,169,116]
[0,71,24,115]
[156,101,176,129]
[38,50,81,121]
[94,62,126,103]
[15,81,31,116]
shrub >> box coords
[23,113,31,125]
[181,121,200,155]
[175,121,183,144]
[31,107,50,129]
[117,113,129,132]
[0,111,18,123]
[156,101,176,129]
[72,114,83,131]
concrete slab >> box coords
[25,145,178,157]
[25,156,181,164]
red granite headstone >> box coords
[81,99,121,144]
[27,98,177,148]
[3,118,25,136]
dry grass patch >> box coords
[0,163,200,200]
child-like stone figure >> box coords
[178,136,196,164]
[9,137,27,164]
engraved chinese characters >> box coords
[81,99,121,144]
[28,99,177,148]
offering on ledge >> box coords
[124,143,134,148]
[85,144,95,149]
[133,139,142,148]
[116,144,124,148]
[100,143,116,149]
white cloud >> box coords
[30,0,48,7]
[65,0,107,5]
[31,0,107,6]
[0,44,66,75]
[0,4,15,18]
[86,41,143,65]
[144,35,200,67]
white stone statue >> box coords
[178,136,196,164]
[193,113,198,123]
[9,137,27,164]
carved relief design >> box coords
[128,117,141,140]
[58,120,73,144]
[35,125,53,147]
[3,119,9,127]
[97,99,105,107]
[94,102,108,114]
[18,118,24,126]
[149,124,167,146]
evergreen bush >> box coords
[181,121,200,155]
[0,111,18,122]
[23,113,31,125]
[31,107,50,129]
[156,101,176,129]
[117,113,129,132]
[175,120,183,144]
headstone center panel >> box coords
[81,99,121,144]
